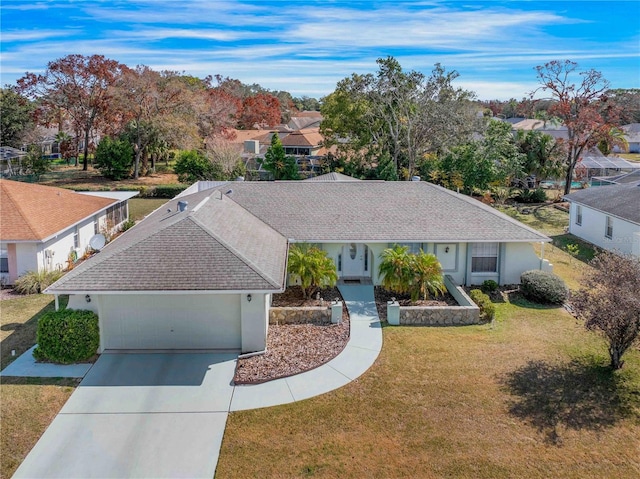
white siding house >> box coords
[565,184,640,257]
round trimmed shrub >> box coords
[33,309,99,364]
[481,279,499,294]
[520,270,569,304]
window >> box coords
[0,257,8,273]
[575,205,582,226]
[106,201,128,228]
[73,226,79,248]
[364,245,369,272]
[337,254,342,272]
[472,243,498,273]
[397,243,421,254]
[605,216,613,239]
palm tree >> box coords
[287,244,337,299]
[411,251,445,301]
[378,245,413,295]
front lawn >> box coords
[218,297,640,478]
[0,294,76,479]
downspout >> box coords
[539,242,545,270]
[54,294,59,311]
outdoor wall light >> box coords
[445,247,450,253]
[85,294,91,303]
[247,294,252,302]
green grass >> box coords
[128,198,168,221]
[218,297,640,478]
[618,153,640,162]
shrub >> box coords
[14,270,64,294]
[174,150,214,183]
[520,270,569,304]
[121,219,136,231]
[481,279,499,293]
[515,188,546,203]
[94,136,133,180]
[33,309,99,364]
[469,289,495,322]
[148,184,189,198]
[287,243,338,299]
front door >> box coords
[342,243,365,278]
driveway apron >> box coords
[12,352,237,479]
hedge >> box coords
[469,289,495,322]
[520,270,569,304]
[33,309,99,364]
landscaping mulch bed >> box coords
[374,286,457,322]
[0,288,23,301]
[234,286,350,384]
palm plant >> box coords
[378,245,413,295]
[287,244,338,299]
[411,251,445,301]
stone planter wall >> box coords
[269,306,331,324]
[399,305,479,325]
[394,275,480,326]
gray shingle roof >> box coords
[48,180,550,293]
[303,172,362,182]
[47,190,288,293]
[223,181,550,243]
[564,184,640,224]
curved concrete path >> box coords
[10,284,382,478]
[230,283,383,410]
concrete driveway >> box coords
[12,352,237,479]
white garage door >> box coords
[101,294,241,350]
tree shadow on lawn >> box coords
[502,356,640,445]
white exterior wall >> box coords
[569,203,640,256]
[15,243,37,278]
[38,215,100,272]
[502,243,550,284]
[97,294,242,351]
[240,292,269,353]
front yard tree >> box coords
[532,60,619,195]
[572,252,640,370]
[260,133,299,180]
[378,246,445,302]
[94,136,133,180]
[412,251,445,301]
[378,245,414,295]
[17,54,128,171]
[287,244,338,300]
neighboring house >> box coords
[591,169,640,187]
[564,184,640,257]
[47,178,552,354]
[613,123,640,153]
[0,180,137,285]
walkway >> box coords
[7,284,382,478]
[230,283,382,410]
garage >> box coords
[100,294,242,350]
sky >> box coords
[1,0,639,101]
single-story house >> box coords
[0,180,137,285]
[47,178,552,354]
[564,184,640,257]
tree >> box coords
[321,58,477,179]
[378,245,414,296]
[17,54,128,171]
[532,60,619,194]
[94,136,133,180]
[0,88,34,147]
[481,120,525,186]
[173,150,215,183]
[572,252,640,370]
[116,66,198,179]
[238,93,281,129]
[515,130,564,184]
[260,133,299,180]
[438,143,495,194]
[22,145,50,180]
[287,244,338,299]
[205,136,246,180]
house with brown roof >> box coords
[0,180,137,285]
[47,178,552,354]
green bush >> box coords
[520,270,569,304]
[469,289,495,322]
[514,188,546,203]
[14,270,64,294]
[147,184,189,198]
[481,279,499,293]
[121,219,136,231]
[94,136,133,180]
[33,309,99,364]
[174,150,214,183]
